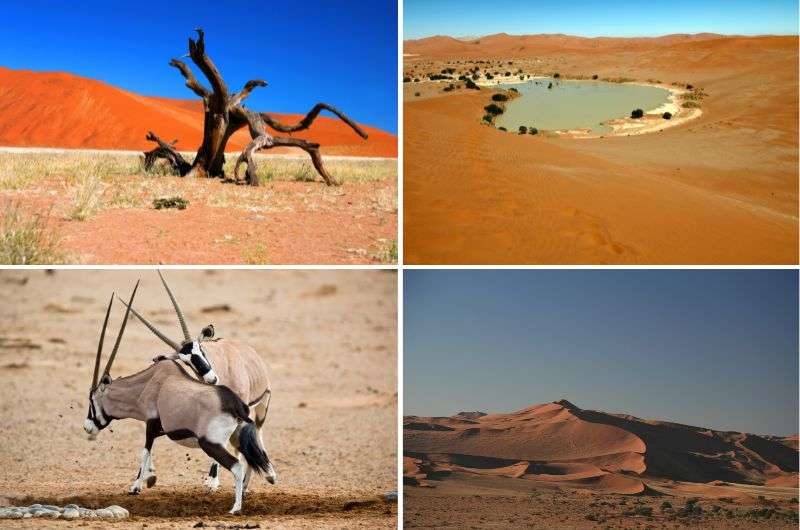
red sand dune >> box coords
[404,400,799,495]
[0,67,396,157]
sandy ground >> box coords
[0,153,397,265]
[0,269,397,528]
[406,475,799,529]
[403,35,798,264]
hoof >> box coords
[128,487,140,495]
[204,477,220,493]
[146,475,157,488]
[228,508,241,515]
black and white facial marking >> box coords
[84,375,112,440]
[179,341,219,384]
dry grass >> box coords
[0,202,64,264]
[0,151,396,219]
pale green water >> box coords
[494,78,670,133]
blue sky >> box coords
[0,1,397,133]
[405,0,799,39]
[405,270,799,436]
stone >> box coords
[94,508,114,518]
[62,508,80,520]
[107,505,130,518]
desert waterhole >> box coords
[494,78,671,133]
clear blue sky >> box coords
[405,270,799,436]
[405,0,799,39]
[0,1,397,133]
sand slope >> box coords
[404,400,799,496]
[0,67,396,157]
[403,34,798,264]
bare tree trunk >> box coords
[143,29,368,186]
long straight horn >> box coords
[158,270,191,343]
[116,295,182,352]
[102,280,140,378]
[91,293,115,391]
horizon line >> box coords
[404,399,799,438]
[404,31,799,41]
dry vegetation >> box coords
[0,151,397,264]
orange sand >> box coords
[0,67,396,157]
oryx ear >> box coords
[200,324,215,340]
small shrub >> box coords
[509,87,518,93]
[528,127,538,135]
[547,82,553,89]
[482,114,493,123]
[661,501,673,510]
[498,126,507,131]
[403,76,411,83]
[484,103,504,115]
[465,78,480,90]
[414,92,420,97]
[682,101,700,108]
[592,74,598,79]
[631,108,644,119]
[413,78,419,82]
[518,125,527,134]
[553,72,560,78]
[443,84,454,92]
[662,111,672,119]
[485,73,494,80]
[686,83,693,89]
[491,93,509,102]
[504,71,511,76]
[153,196,189,210]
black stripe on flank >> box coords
[166,429,197,441]
[214,385,251,422]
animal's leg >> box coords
[251,399,277,486]
[129,419,161,494]
[205,439,240,493]
[204,462,219,492]
[198,438,245,515]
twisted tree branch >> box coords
[228,79,267,109]
[188,28,228,105]
[143,132,192,175]
[260,103,369,139]
[169,59,209,99]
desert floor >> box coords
[403,36,798,264]
[0,269,397,528]
[405,474,799,529]
[0,151,397,264]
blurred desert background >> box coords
[0,269,397,528]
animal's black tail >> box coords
[237,422,274,482]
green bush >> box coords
[682,101,700,108]
[663,111,672,119]
[518,125,528,134]
[553,72,560,78]
[465,78,480,90]
[498,126,507,131]
[631,108,644,119]
[592,74,598,79]
[484,103,504,115]
[403,77,411,83]
[491,93,509,102]
[482,114,493,123]
[528,127,538,135]
[153,196,188,210]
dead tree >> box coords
[144,29,368,186]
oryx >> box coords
[84,281,275,514]
[116,271,275,492]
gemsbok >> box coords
[116,271,276,492]
[84,281,275,514]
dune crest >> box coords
[404,400,799,496]
[0,67,396,157]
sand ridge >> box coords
[404,400,799,498]
[0,67,397,157]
